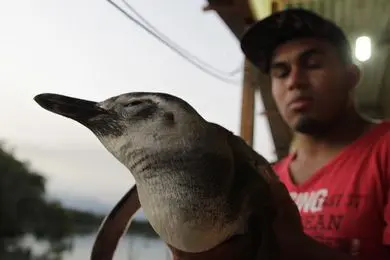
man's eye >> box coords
[272,68,289,78]
[305,58,323,69]
[307,62,322,69]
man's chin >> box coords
[293,117,330,136]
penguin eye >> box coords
[126,100,144,107]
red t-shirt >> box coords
[272,121,390,259]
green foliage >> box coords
[0,143,104,259]
[0,145,46,241]
[66,208,104,234]
[127,220,158,238]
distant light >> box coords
[355,36,372,62]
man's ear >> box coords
[346,63,361,90]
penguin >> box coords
[34,92,281,260]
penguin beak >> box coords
[34,93,109,124]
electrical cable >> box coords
[106,0,242,84]
[120,0,242,77]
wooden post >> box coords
[239,59,255,146]
[244,0,294,159]
[239,0,273,148]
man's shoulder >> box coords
[361,120,390,149]
[367,120,390,165]
[375,120,390,139]
[372,119,390,133]
[271,155,291,176]
[271,156,289,167]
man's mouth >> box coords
[288,96,313,111]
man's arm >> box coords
[379,129,390,256]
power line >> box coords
[120,0,242,77]
[107,0,241,83]
[106,0,242,84]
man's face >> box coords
[269,38,356,136]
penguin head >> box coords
[34,92,205,162]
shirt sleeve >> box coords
[384,192,390,245]
[378,129,390,245]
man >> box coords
[239,7,390,260]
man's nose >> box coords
[286,66,309,90]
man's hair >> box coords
[240,8,353,74]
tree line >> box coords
[0,142,157,260]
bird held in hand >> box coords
[34,92,283,260]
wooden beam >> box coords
[247,0,293,159]
[204,0,252,17]
[203,3,235,12]
[204,0,297,156]
[240,59,255,146]
[238,0,275,148]
[256,71,293,159]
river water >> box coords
[26,233,172,260]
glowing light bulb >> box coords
[355,36,372,62]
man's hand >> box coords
[168,235,256,260]
[269,180,305,250]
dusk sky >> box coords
[0,0,275,216]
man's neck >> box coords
[293,111,374,159]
